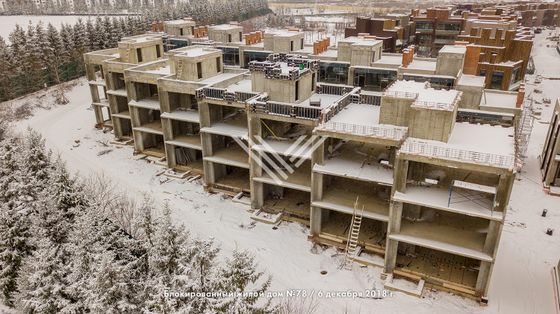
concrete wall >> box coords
[208,27,243,43]
[263,33,305,53]
[408,107,456,142]
[258,72,314,103]
[436,51,466,77]
[380,97,414,126]
[118,40,163,64]
[171,52,223,81]
[456,84,484,109]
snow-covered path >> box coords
[8,31,560,314]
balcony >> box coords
[389,214,492,262]
[204,145,250,169]
[393,184,502,221]
[165,134,202,150]
[313,153,394,186]
[160,109,200,124]
[200,115,248,139]
[313,184,389,222]
[107,88,127,97]
[133,121,163,135]
[253,162,311,192]
[112,110,131,119]
[129,97,161,111]
[252,138,315,160]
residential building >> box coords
[83,21,531,302]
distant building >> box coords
[410,7,464,57]
[344,15,414,53]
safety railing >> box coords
[317,121,407,141]
[316,83,354,96]
[400,140,515,169]
[384,90,418,99]
[359,92,382,106]
[249,100,322,120]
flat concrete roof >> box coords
[339,36,383,47]
[407,59,437,72]
[210,24,242,31]
[457,74,485,87]
[480,90,518,109]
[299,93,343,108]
[226,79,252,93]
[439,45,467,54]
[330,103,380,126]
[447,122,514,156]
[177,46,220,58]
[374,54,402,66]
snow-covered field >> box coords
[0,15,128,39]
[4,31,560,313]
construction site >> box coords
[83,4,542,304]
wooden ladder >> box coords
[342,197,364,270]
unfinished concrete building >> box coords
[84,27,529,302]
[89,34,165,142]
[84,48,118,129]
[541,99,560,195]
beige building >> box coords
[84,27,530,303]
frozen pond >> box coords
[0,15,129,41]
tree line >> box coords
[0,122,274,313]
[0,0,271,103]
[0,15,151,103]
[2,0,271,22]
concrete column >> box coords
[475,261,492,296]
[248,115,263,210]
[310,140,325,236]
[384,202,402,273]
[385,157,408,274]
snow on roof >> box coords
[266,29,303,37]
[386,80,428,95]
[439,45,467,54]
[339,36,382,47]
[330,103,380,126]
[317,103,408,141]
[407,59,437,72]
[144,65,171,75]
[386,80,459,111]
[178,47,219,58]
[400,122,515,169]
[415,89,459,110]
[226,79,252,93]
[299,93,342,108]
[210,24,242,31]
[199,73,240,85]
[374,54,402,66]
[457,74,485,87]
[448,122,514,156]
[480,90,518,109]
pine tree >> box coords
[85,19,97,51]
[24,22,43,92]
[45,23,64,84]
[214,250,273,314]
[0,138,34,307]
[144,205,191,312]
[0,36,13,105]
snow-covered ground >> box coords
[0,15,128,40]
[4,31,560,314]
